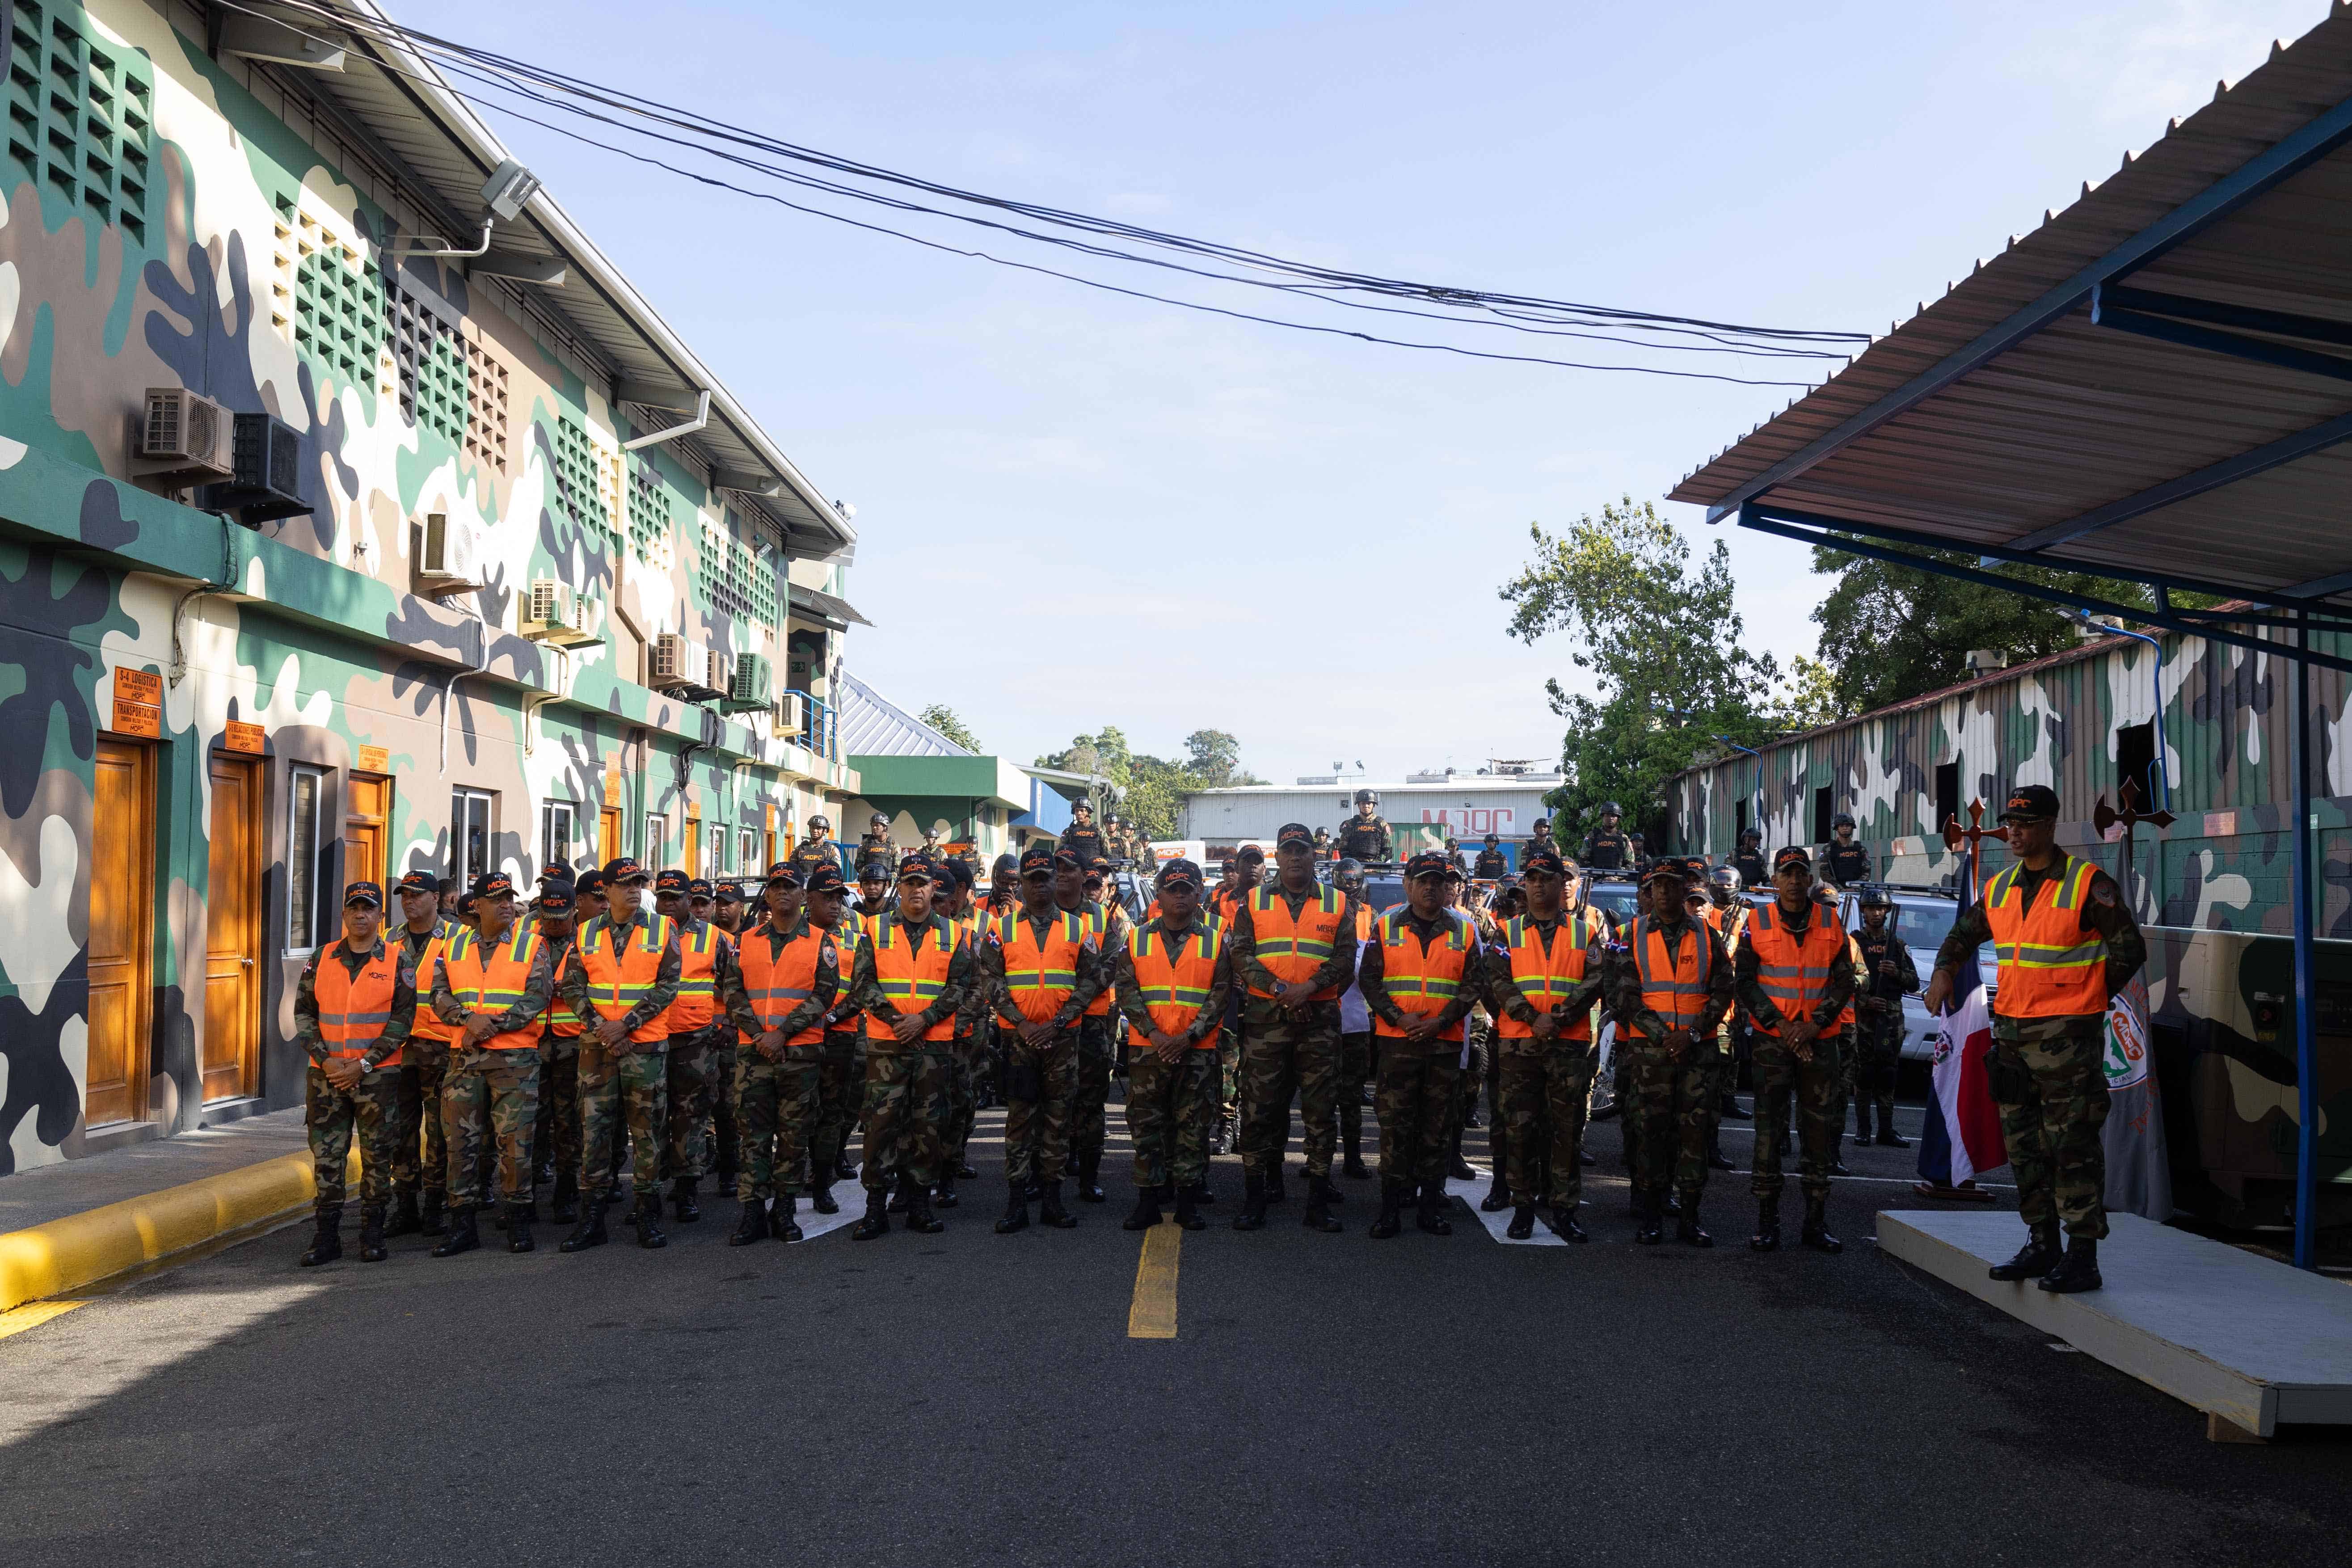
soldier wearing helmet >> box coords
[1581,802,1634,871]
[1731,826,1769,888]
[1823,811,1871,887]
[1335,788,1391,862]
[790,812,843,877]
[856,811,897,878]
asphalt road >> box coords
[4,1099,2347,1568]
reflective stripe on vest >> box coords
[1081,905,1115,1016]
[866,916,957,1041]
[539,939,586,1037]
[403,919,463,1043]
[1984,855,2110,1018]
[1244,884,1349,1001]
[663,920,728,1033]
[741,923,832,1048]
[1126,921,1222,1041]
[1372,911,1471,1041]
[1741,903,1842,1037]
[576,911,676,1044]
[997,910,1087,1023]
[315,941,403,1068]
[439,924,546,1052]
[1494,913,1593,1040]
[1631,915,1715,1033]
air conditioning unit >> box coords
[703,645,732,697]
[651,632,710,692]
[724,652,773,712]
[520,578,574,641]
[567,594,605,646]
[419,512,485,591]
[135,387,234,481]
[775,687,807,733]
[199,412,311,522]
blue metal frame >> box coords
[2091,293,2352,385]
[2097,283,2352,349]
[2290,611,2320,1270]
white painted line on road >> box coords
[1444,1163,1567,1247]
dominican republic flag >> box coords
[1917,940,2006,1187]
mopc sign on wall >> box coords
[1419,806,1518,838]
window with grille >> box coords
[626,458,673,563]
[286,767,334,952]
[739,828,757,875]
[273,194,389,389]
[451,788,494,888]
[461,335,510,472]
[700,510,778,631]
[554,415,621,543]
[540,799,576,877]
[392,288,468,446]
[4,3,154,244]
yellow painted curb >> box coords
[0,1146,357,1311]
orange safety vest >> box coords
[1243,883,1350,1001]
[1493,913,1595,1041]
[663,919,730,1033]
[401,919,463,1044]
[1076,903,1123,1016]
[865,915,959,1043]
[739,921,834,1048]
[539,937,586,1037]
[575,910,678,1044]
[1631,914,1719,1033]
[1741,902,1844,1037]
[1982,855,2111,1018]
[1126,920,1222,1042]
[1371,911,1471,1042]
[436,923,547,1053]
[313,940,404,1069]
[995,908,1089,1024]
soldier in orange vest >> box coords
[556,856,683,1251]
[1227,823,1361,1233]
[653,868,744,1224]
[1735,847,1857,1253]
[935,859,988,1207]
[531,881,588,1225]
[1062,854,1132,1203]
[292,880,417,1266]
[982,847,1105,1232]
[1114,858,1233,1231]
[1332,859,1378,1181]
[843,857,975,1238]
[720,860,844,1243]
[1611,859,1737,1246]
[427,873,557,1256]
[1207,844,1263,1147]
[1923,784,2145,1294]
[387,868,461,1239]
[1487,849,1610,1241]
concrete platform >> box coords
[1878,1210,2352,1438]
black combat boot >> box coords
[1232,1171,1269,1231]
[2038,1236,2102,1294]
[1663,1189,1682,1218]
[771,1192,803,1243]
[1676,1193,1712,1248]
[809,1178,839,1216]
[1447,1130,1475,1183]
[1369,1183,1405,1240]
[1342,1125,1370,1180]
[1038,1180,1079,1229]
[1875,1109,1910,1148]
[1506,1202,1536,1240]
[1633,1192,1664,1246]
[632,1193,668,1250]
[835,1155,860,1183]
[1075,1153,1105,1204]
[431,1204,481,1257]
[935,1171,959,1209]
[1172,1184,1206,1231]
[730,1196,768,1246]
[549,1174,579,1224]
[387,1190,422,1237]
[1988,1222,2062,1281]
[1266,1163,1289,1205]
[1829,1141,1852,1178]
[1719,1091,1751,1121]
[1481,1163,1512,1213]
[507,1202,535,1254]
[1546,1204,1587,1243]
[1749,1197,1781,1252]
[419,1189,448,1238]
[357,1204,388,1263]
[1854,1098,1874,1144]
[886,1176,910,1214]
[1415,1184,1454,1236]
[299,1206,343,1267]
[671,1176,700,1223]
[1184,1179,1217,1209]
[995,1180,1031,1234]
[1800,1195,1842,1253]
[559,1196,609,1252]
[852,1188,890,1241]
[1124,1189,1163,1231]
[905,1180,945,1235]
[1303,1177,1343,1234]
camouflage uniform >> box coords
[720,916,842,1204]
[1734,904,1857,1204]
[1822,839,1873,887]
[533,935,584,1194]
[1851,923,1918,1139]
[1731,846,1770,887]
[790,835,844,879]
[1581,827,1634,871]
[1472,845,1509,879]
[1935,861,2146,1239]
[1334,814,1392,863]
[1611,914,1737,1207]
[1067,897,1133,1186]
[845,910,978,1193]
[1227,882,1360,1186]
[389,919,456,1207]
[430,937,558,1210]
[1359,911,1491,1187]
[856,832,897,876]
[1488,915,1609,1211]
[294,938,416,1214]
[981,910,1106,1185]
[1115,916,1235,1192]
[662,919,745,1184]
[556,910,682,1199]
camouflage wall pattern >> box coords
[0,0,861,1172]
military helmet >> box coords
[1334,857,1365,890]
[868,811,889,828]
[1738,825,1762,843]
[1858,884,1893,910]
[1599,801,1623,818]
[991,853,1020,877]
[808,813,831,832]
[1709,863,1743,894]
[1353,788,1378,806]
[1832,811,1857,830]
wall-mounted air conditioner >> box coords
[419,513,485,591]
[135,388,234,481]
[521,578,574,640]
[725,653,774,712]
[651,632,719,695]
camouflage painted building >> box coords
[0,0,871,1171]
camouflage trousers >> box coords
[710,1038,740,1178]
[1003,1027,1078,1184]
[1338,1030,1374,1145]
[308,1062,400,1213]
[810,1031,862,1181]
[1852,1008,1902,1122]
[578,1040,668,1198]
[1067,1016,1117,1171]
[734,1047,821,1202]
[941,1035,980,1164]
[391,1038,451,1197]
[1217,1025,1241,1121]
[1375,1040,1462,1188]
[1237,998,1343,1180]
[1750,1033,1843,1202]
[1498,1038,1597,1210]
[535,1032,582,1187]
[1990,1029,2112,1239]
[860,1044,951,1192]
[1126,1046,1218,1191]
[1457,1011,1492,1125]
[663,1033,717,1181]
[440,1045,542,1209]
[1624,1036,1721,1200]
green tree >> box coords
[1182,729,1264,788]
[917,703,982,753]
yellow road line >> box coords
[0,1300,85,1342]
[1127,1223,1182,1339]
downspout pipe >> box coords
[440,622,488,776]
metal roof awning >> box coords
[1669,10,2352,632]
[788,583,870,630]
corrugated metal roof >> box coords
[834,670,970,759]
[1669,8,2352,607]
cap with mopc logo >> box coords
[653,868,691,894]
[1156,858,1203,889]
[343,879,384,909]
[1999,784,2061,823]
[601,856,648,884]
[393,868,438,897]
[469,872,516,901]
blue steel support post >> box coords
[2291,610,2319,1271]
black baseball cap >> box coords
[1052,849,1082,871]
[602,856,647,884]
[1276,822,1313,849]
[1521,848,1568,878]
[1641,860,1691,887]
[343,879,384,909]
[804,863,847,894]
[653,868,691,894]
[537,882,577,915]
[1020,847,1056,877]
[1404,850,1451,881]
[2000,784,2061,823]
[713,882,744,904]
[1772,846,1813,873]
[688,878,714,899]
[1157,858,1203,889]
[393,869,438,897]
[1235,844,1265,864]
[573,869,606,898]
[456,892,478,916]
[897,857,936,885]
[470,872,516,900]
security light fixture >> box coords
[482,159,541,221]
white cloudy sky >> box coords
[401,0,2321,779]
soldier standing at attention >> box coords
[844,858,972,1239]
[1065,856,1131,1203]
[1116,859,1232,1231]
[854,858,892,920]
[690,877,742,1195]
[1310,825,1333,863]
[1473,834,1509,880]
[557,857,681,1252]
[1227,824,1358,1234]
[1581,802,1635,872]
[1731,827,1770,889]
[387,868,459,1239]
[437,874,461,922]
[791,813,843,878]
[1613,859,1737,1246]
[1335,788,1392,863]
[532,883,586,1225]
[1850,886,1917,1148]
[710,881,746,936]
[984,847,1104,1233]
[928,859,984,1207]
[857,811,897,877]
[1487,850,1608,1241]
[807,866,874,1213]
[1823,813,1872,887]
[721,862,842,1245]
[1332,859,1377,1181]
[1530,816,1559,860]
[1360,851,1489,1240]
[1061,800,1107,867]
[428,873,556,1256]
[649,868,740,1224]
[1207,845,1262,1149]
[1923,784,2144,1294]
[1737,847,1857,1254]
[293,881,414,1266]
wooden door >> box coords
[682,816,701,878]
[598,805,622,865]
[202,755,263,1103]
[85,741,155,1126]
[344,775,390,891]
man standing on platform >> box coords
[1581,803,1634,872]
[1824,813,1872,887]
[1335,789,1392,864]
